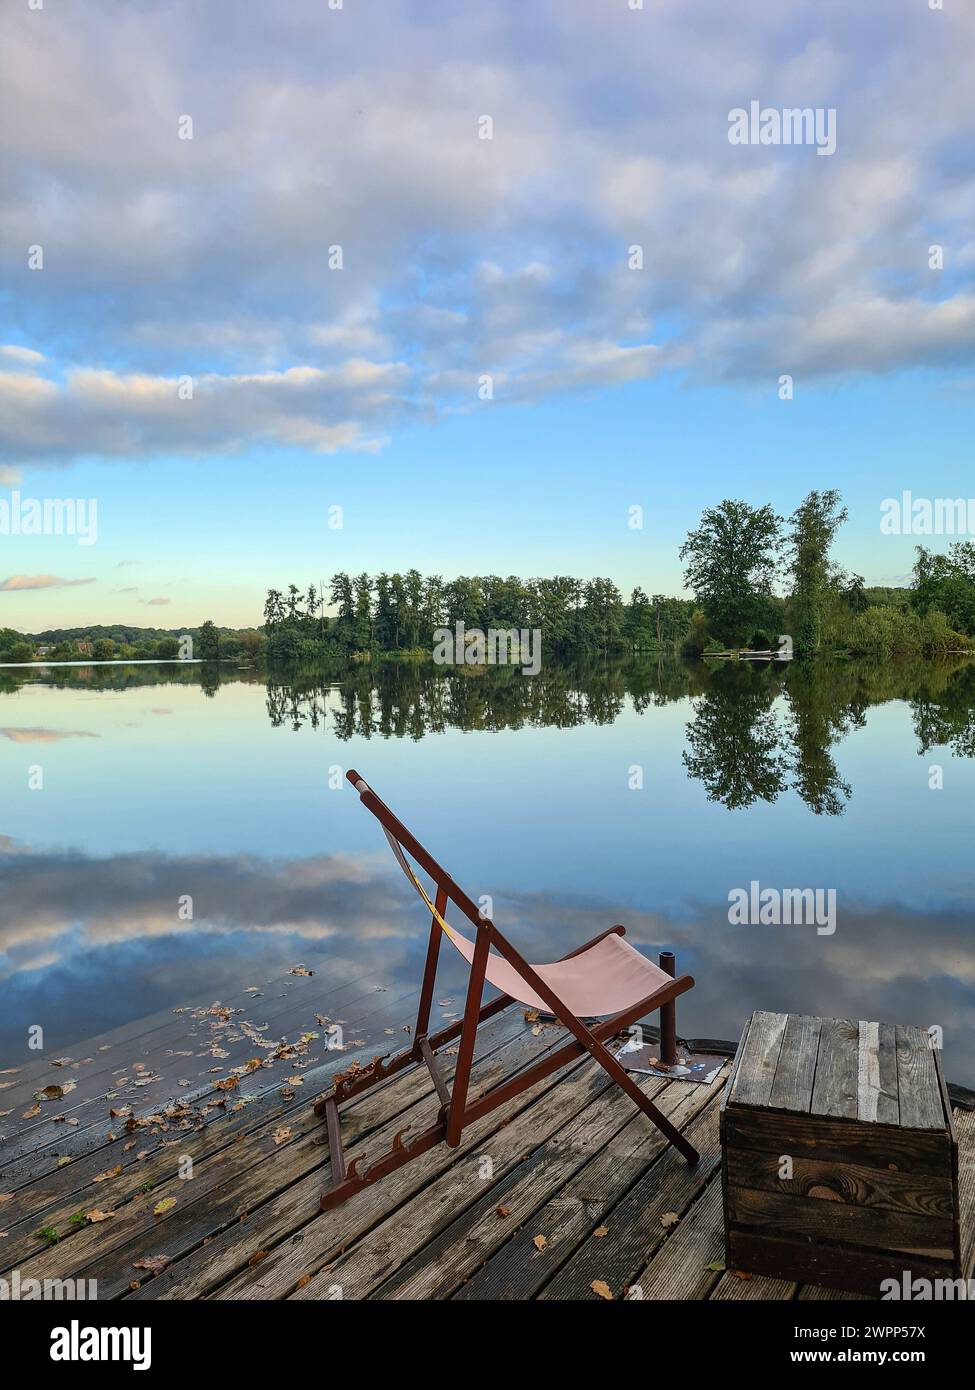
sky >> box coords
[1,0,973,631]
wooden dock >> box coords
[1,973,972,1301]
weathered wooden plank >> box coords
[797,1282,868,1300]
[446,1072,727,1303]
[630,1174,725,1300]
[768,1014,820,1114]
[0,993,518,1271]
[723,1108,951,1174]
[538,1098,722,1300]
[0,971,400,1152]
[895,1025,945,1131]
[296,1061,649,1301]
[366,1070,721,1303]
[124,1017,538,1303]
[0,982,421,1187]
[725,1148,954,1221]
[8,1011,538,1294]
[857,1021,899,1125]
[728,1012,787,1110]
[729,1229,936,1297]
[205,1027,594,1300]
[710,1268,794,1299]
[0,963,373,1106]
[810,1017,858,1120]
[726,1185,954,1259]
[956,1107,975,1277]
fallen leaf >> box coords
[705,1260,725,1272]
[495,1205,511,1218]
[533,1234,547,1251]
[733,1269,752,1281]
[21,1103,40,1119]
[594,1226,609,1238]
[591,1279,613,1300]
[272,1126,292,1146]
[295,1274,312,1290]
[85,1209,115,1223]
[214,1076,239,1091]
[153,1197,176,1216]
[248,1249,269,1267]
[57,1156,72,1168]
[660,1211,679,1228]
[35,1081,76,1102]
[92,1165,123,1183]
[132,1255,170,1274]
[289,965,313,977]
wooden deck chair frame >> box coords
[313,770,699,1211]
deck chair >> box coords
[313,770,699,1210]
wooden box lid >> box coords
[723,1011,951,1133]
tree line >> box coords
[259,490,975,665]
[262,573,698,664]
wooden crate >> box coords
[721,1011,962,1295]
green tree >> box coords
[680,500,783,646]
[93,638,115,661]
[198,620,220,662]
[787,489,848,653]
[911,544,975,635]
[329,573,355,650]
[353,574,373,650]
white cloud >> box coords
[1,0,972,467]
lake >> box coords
[2,657,973,1079]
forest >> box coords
[4,491,974,668]
[258,492,975,666]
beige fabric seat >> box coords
[383,825,671,1016]
[441,921,672,1017]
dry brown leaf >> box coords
[21,1103,40,1119]
[272,1126,292,1146]
[92,1165,123,1183]
[591,1279,614,1300]
[533,1234,547,1251]
[660,1211,679,1228]
[594,1226,609,1238]
[248,1249,269,1267]
[132,1255,170,1274]
[295,1274,312,1290]
[495,1205,511,1218]
[733,1269,752,1281]
[289,965,313,977]
[214,1076,239,1091]
[85,1209,115,1223]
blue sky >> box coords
[1,0,973,629]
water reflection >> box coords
[2,655,973,1072]
[262,654,975,814]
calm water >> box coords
[2,658,974,1077]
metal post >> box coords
[659,951,678,1066]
